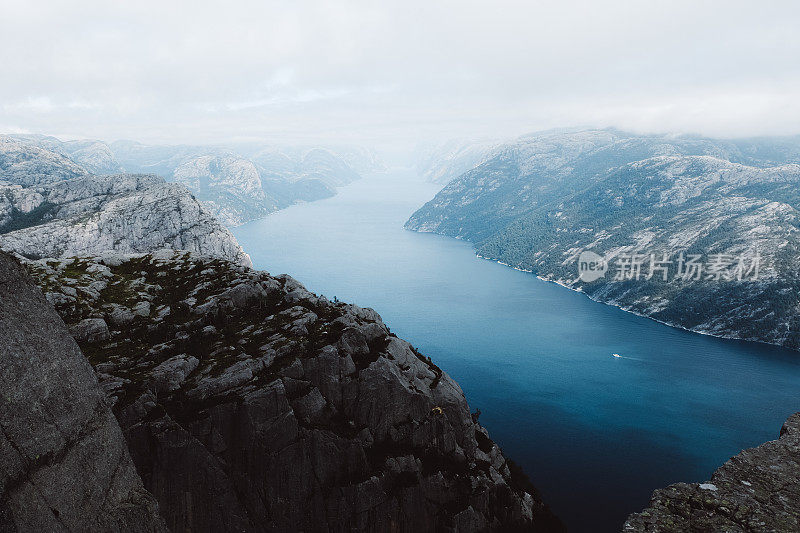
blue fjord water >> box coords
[233,169,800,532]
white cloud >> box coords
[1,0,799,145]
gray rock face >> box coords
[8,134,124,175]
[624,413,800,532]
[172,154,277,226]
[0,136,89,186]
[26,251,563,532]
[6,134,379,228]
[110,141,369,226]
[0,172,251,267]
[0,251,166,532]
[69,317,111,343]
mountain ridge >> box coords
[6,134,384,226]
[0,156,251,267]
[407,129,800,351]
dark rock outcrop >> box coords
[26,251,564,532]
[0,251,166,531]
[624,413,800,532]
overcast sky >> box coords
[1,0,799,147]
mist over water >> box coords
[233,169,800,532]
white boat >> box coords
[612,353,622,358]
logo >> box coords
[577,250,607,282]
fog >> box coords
[2,0,799,147]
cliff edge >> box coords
[0,251,166,531]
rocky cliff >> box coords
[0,171,251,267]
[0,251,166,532]
[172,155,278,226]
[110,140,369,226]
[8,134,124,175]
[624,413,800,532]
[7,134,378,227]
[0,136,89,186]
[22,251,562,532]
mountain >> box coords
[406,129,800,350]
[172,154,278,226]
[415,138,500,184]
[110,140,373,225]
[170,148,368,226]
[408,129,800,242]
[22,250,563,532]
[249,146,361,186]
[624,412,800,532]
[8,134,125,175]
[249,147,361,208]
[0,136,89,185]
[108,139,207,177]
[0,251,166,532]
[328,145,387,175]
[5,134,382,226]
[0,139,251,266]
[57,139,125,174]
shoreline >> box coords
[471,252,798,354]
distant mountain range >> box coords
[0,137,250,265]
[407,129,800,350]
[414,138,502,184]
[8,134,385,226]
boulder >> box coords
[69,317,111,343]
